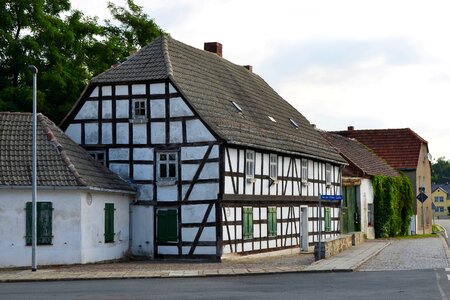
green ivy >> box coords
[372,174,414,238]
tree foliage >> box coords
[432,157,450,184]
[373,174,414,238]
[0,0,164,123]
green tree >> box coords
[0,0,164,123]
[432,157,450,184]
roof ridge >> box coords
[38,114,87,186]
[162,34,173,77]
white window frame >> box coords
[325,163,332,186]
[246,150,255,183]
[88,150,106,165]
[132,98,147,121]
[301,159,308,185]
[269,154,278,181]
[156,151,178,185]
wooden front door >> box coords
[342,186,359,233]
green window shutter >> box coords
[25,202,32,245]
[268,207,277,237]
[157,209,178,242]
[26,202,53,245]
[167,209,178,242]
[243,207,253,239]
[157,210,168,242]
[104,203,115,243]
[38,202,53,245]
[325,207,331,232]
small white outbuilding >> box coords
[0,112,135,268]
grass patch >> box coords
[433,224,444,233]
[393,233,438,240]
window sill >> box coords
[269,178,279,186]
[246,178,256,184]
[157,180,177,186]
[129,117,148,124]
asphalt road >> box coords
[1,270,449,300]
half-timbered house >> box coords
[61,35,346,259]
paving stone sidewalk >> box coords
[0,237,444,282]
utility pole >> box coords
[29,65,38,272]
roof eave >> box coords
[0,185,136,194]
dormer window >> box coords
[133,99,147,119]
[268,116,277,123]
[289,118,299,128]
[231,101,243,113]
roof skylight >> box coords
[231,101,243,113]
[268,116,277,123]
[289,118,299,128]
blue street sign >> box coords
[320,195,343,201]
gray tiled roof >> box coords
[0,112,134,192]
[321,131,399,178]
[91,36,344,163]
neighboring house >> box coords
[333,127,432,235]
[321,132,400,239]
[61,35,346,259]
[0,112,134,268]
[431,184,450,218]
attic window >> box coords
[231,101,243,113]
[268,116,277,123]
[289,118,299,128]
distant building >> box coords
[321,131,400,239]
[333,127,432,234]
[431,184,450,218]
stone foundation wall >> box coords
[314,234,355,260]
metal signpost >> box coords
[416,187,428,235]
[29,65,38,272]
[318,194,343,260]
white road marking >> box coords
[446,268,450,272]
[436,272,448,300]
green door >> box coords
[342,186,358,233]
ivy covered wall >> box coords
[372,174,414,238]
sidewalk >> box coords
[0,240,390,282]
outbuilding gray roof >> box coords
[0,112,134,192]
[89,35,344,163]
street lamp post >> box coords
[29,65,38,272]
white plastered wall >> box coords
[0,189,131,267]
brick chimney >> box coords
[348,126,354,131]
[243,65,253,72]
[204,42,222,57]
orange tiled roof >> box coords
[331,128,427,170]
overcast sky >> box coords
[72,0,450,160]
